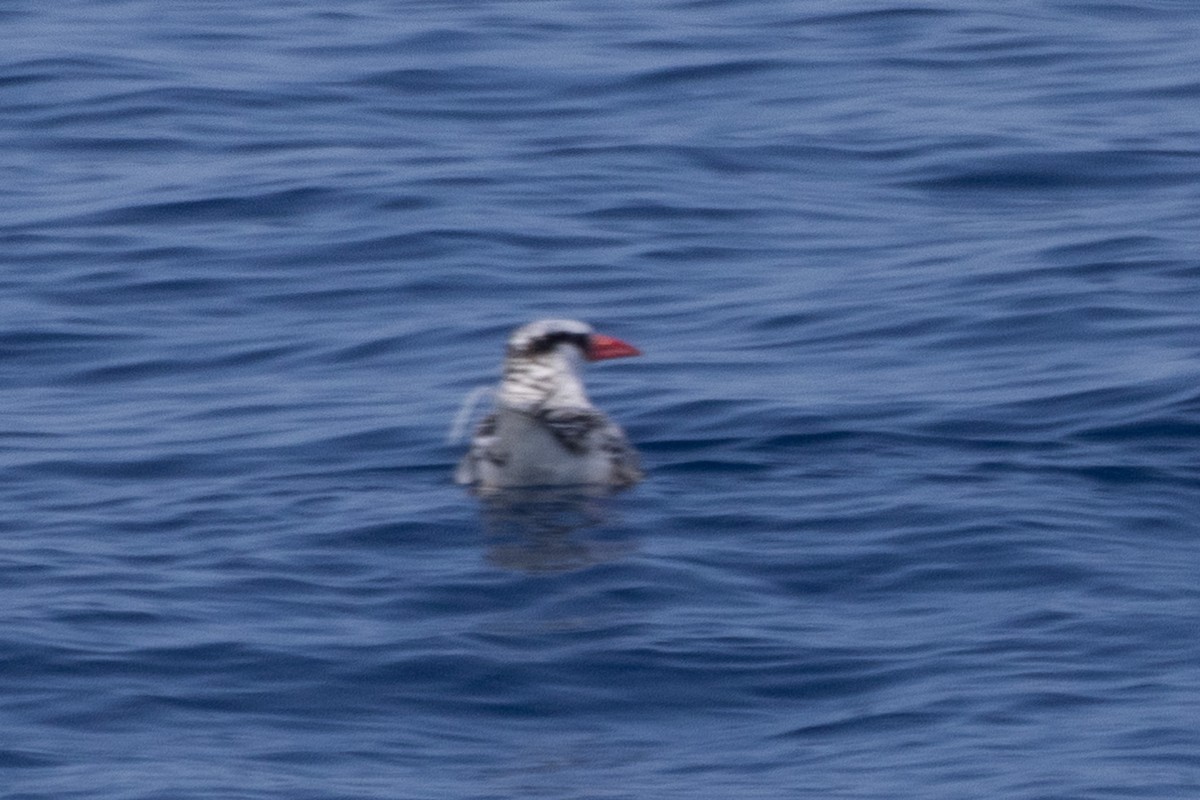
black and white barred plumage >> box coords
[455,319,642,491]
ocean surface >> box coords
[4,1,1200,797]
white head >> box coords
[498,319,640,411]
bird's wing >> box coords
[597,419,643,487]
[535,407,607,454]
[454,412,503,484]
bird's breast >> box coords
[489,408,609,486]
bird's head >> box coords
[506,319,640,364]
[500,319,640,409]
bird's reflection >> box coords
[475,487,636,573]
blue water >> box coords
[4,1,1200,797]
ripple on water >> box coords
[4,2,1200,798]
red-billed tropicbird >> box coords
[455,319,643,491]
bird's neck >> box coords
[498,353,591,412]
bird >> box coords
[455,319,643,492]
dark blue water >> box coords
[4,2,1200,797]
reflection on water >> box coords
[476,488,636,573]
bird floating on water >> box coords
[455,319,642,492]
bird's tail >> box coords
[447,385,494,444]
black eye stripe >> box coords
[528,331,588,354]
